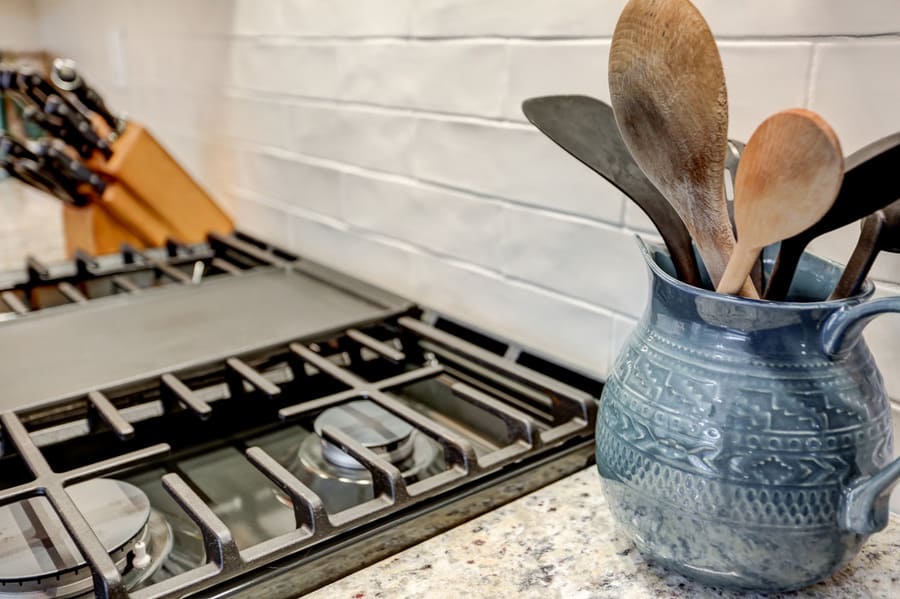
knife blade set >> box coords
[0,58,233,255]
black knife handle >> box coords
[44,95,113,159]
[52,58,118,130]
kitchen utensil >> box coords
[609,0,751,294]
[51,58,120,132]
[597,237,900,591]
[717,109,844,296]
[828,211,888,300]
[521,95,701,286]
[764,131,900,299]
[1,154,81,205]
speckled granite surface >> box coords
[306,468,900,599]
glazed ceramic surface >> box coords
[595,239,900,592]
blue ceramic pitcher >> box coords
[596,238,900,592]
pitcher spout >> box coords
[839,456,900,535]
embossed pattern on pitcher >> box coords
[594,239,897,592]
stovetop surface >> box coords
[0,232,600,599]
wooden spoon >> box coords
[717,109,844,296]
[609,0,753,294]
[764,131,900,299]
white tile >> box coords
[623,200,658,234]
[129,0,282,36]
[410,116,624,223]
[410,252,614,379]
[718,41,813,143]
[222,94,292,150]
[228,195,292,249]
[341,173,504,269]
[337,41,508,117]
[501,205,647,318]
[609,315,638,371]
[0,0,38,50]
[286,213,417,298]
[694,0,900,37]
[504,41,610,122]
[863,282,900,402]
[289,103,416,173]
[809,40,900,154]
[237,150,342,217]
[411,0,623,38]
[282,0,410,37]
[228,40,339,99]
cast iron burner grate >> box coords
[0,231,290,317]
[0,235,600,599]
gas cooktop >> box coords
[0,232,600,598]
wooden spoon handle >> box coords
[717,243,762,297]
[828,211,887,300]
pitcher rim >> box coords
[635,236,876,309]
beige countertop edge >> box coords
[305,467,900,599]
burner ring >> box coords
[0,478,169,598]
[314,400,416,469]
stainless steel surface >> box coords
[0,267,405,411]
[0,233,600,599]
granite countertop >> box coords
[306,468,900,599]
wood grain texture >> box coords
[718,109,844,296]
[89,122,233,244]
[609,0,735,286]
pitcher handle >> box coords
[820,297,900,358]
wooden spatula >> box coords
[717,109,844,297]
[609,0,753,294]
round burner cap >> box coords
[315,400,415,469]
[0,478,150,585]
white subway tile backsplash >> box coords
[809,40,900,154]
[504,41,610,122]
[410,251,614,378]
[228,195,292,249]
[341,173,504,269]
[287,212,417,299]
[129,0,282,36]
[237,150,342,217]
[336,41,508,117]
[410,116,624,222]
[411,0,623,38]
[222,94,292,150]
[282,0,410,37]
[718,41,813,142]
[501,205,647,318]
[289,103,416,173]
[228,40,339,98]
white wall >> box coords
[7,0,900,507]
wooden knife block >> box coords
[64,120,234,256]
[63,202,145,256]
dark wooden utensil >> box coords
[828,211,888,300]
[521,95,701,286]
[764,131,900,300]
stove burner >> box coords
[0,478,172,598]
[315,400,415,469]
[279,400,444,513]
